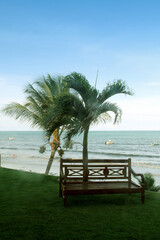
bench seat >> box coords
[64,181,142,193]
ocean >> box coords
[0,131,160,184]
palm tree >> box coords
[2,74,68,175]
[44,72,133,180]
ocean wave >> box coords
[0,147,39,151]
[1,147,159,159]
[132,162,160,169]
[67,149,160,158]
[95,151,160,158]
[0,154,60,161]
[0,147,51,152]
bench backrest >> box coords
[60,158,131,184]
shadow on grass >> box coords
[64,193,141,207]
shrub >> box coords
[137,173,160,192]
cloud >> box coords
[91,95,160,131]
[147,82,160,86]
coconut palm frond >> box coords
[55,75,69,94]
[101,102,122,124]
[91,112,112,125]
[44,114,74,139]
[54,92,86,120]
[26,96,47,115]
[98,79,133,104]
[35,75,60,102]
[64,120,84,141]
[42,92,86,140]
[65,72,98,105]
[24,83,45,104]
[83,102,121,127]
[2,102,41,127]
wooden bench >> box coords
[59,158,145,206]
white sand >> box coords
[1,155,160,185]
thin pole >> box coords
[0,154,1,167]
[95,69,99,89]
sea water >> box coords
[0,131,160,184]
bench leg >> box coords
[141,189,145,204]
[64,195,66,206]
[59,187,62,198]
[63,187,67,206]
[59,181,62,197]
[128,188,131,195]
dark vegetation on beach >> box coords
[136,173,160,192]
[0,167,160,240]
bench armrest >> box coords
[131,168,144,185]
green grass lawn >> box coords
[0,167,160,240]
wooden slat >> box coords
[61,159,83,163]
[66,180,129,184]
[66,176,129,180]
[88,159,130,163]
[63,164,128,168]
[65,182,140,191]
[61,158,130,163]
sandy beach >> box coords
[1,154,160,185]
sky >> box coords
[0,0,160,131]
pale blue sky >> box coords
[0,0,160,130]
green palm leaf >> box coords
[98,79,133,104]
[65,72,99,106]
[3,103,42,128]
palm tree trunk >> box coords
[45,128,60,175]
[45,148,57,175]
[83,126,89,181]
